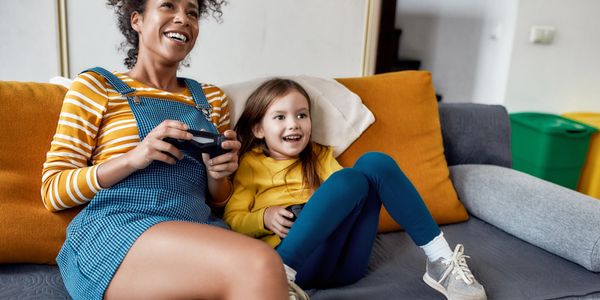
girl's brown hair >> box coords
[234,78,323,192]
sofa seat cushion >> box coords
[309,217,600,299]
[0,81,80,264]
[3,217,599,300]
[336,71,468,232]
[0,264,69,299]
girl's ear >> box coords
[252,124,265,139]
[131,11,142,32]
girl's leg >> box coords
[104,221,288,300]
[352,152,487,300]
[291,171,399,288]
[294,192,381,288]
[277,168,376,284]
[353,152,440,246]
[326,191,381,287]
[292,201,364,288]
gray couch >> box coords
[2,103,599,299]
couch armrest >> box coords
[438,103,511,168]
[450,164,600,272]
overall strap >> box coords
[81,67,136,96]
[182,78,218,132]
[183,78,212,111]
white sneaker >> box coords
[423,244,487,300]
[288,280,310,300]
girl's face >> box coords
[132,0,200,67]
[253,90,312,160]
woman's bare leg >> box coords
[105,221,288,300]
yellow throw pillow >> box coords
[0,81,80,264]
[336,71,469,232]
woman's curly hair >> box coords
[106,0,226,69]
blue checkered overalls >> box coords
[56,67,227,299]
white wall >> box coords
[187,0,369,84]
[1,1,371,85]
[5,1,599,114]
[503,0,600,113]
[66,0,370,85]
[471,1,518,105]
[396,0,600,113]
[0,1,60,82]
[395,0,518,104]
[67,1,124,76]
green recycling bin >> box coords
[510,112,597,189]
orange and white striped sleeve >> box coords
[204,84,231,133]
[41,72,108,212]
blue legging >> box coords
[276,152,440,289]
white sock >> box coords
[420,232,453,262]
[284,264,297,282]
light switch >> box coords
[530,26,556,44]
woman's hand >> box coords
[264,206,295,238]
[205,130,241,205]
[202,130,241,180]
[97,120,190,189]
[125,120,191,170]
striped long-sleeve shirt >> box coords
[41,71,231,212]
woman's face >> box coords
[132,0,200,66]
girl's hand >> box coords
[264,206,295,238]
[203,130,241,180]
[124,120,191,170]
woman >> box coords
[41,1,294,299]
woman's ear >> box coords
[131,11,142,32]
[252,124,264,139]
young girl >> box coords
[224,78,487,300]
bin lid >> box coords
[562,112,600,130]
[510,112,597,136]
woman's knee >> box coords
[243,240,285,276]
[126,223,284,297]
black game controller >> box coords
[285,204,305,222]
[164,129,230,158]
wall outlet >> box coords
[530,26,556,44]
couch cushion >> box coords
[451,164,600,272]
[310,217,600,300]
[4,217,599,300]
[336,71,468,232]
[0,264,69,299]
[0,81,80,264]
[438,103,512,168]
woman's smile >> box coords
[164,31,189,43]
